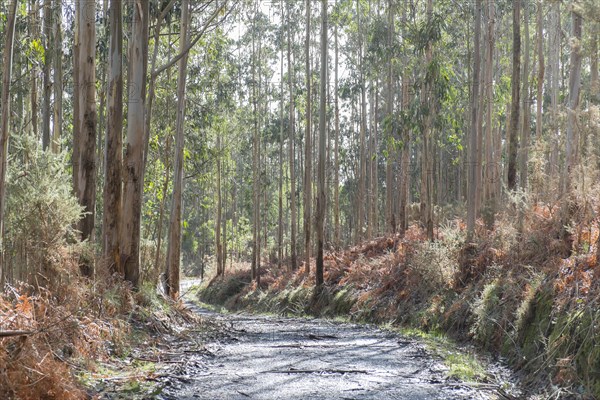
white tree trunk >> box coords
[165,0,190,298]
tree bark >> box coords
[385,0,394,233]
[357,0,367,243]
[535,0,544,144]
[72,0,80,197]
[103,0,123,275]
[467,0,482,240]
[520,0,531,190]
[122,0,149,288]
[251,2,261,283]
[42,0,53,150]
[467,0,480,242]
[287,3,297,270]
[334,7,341,247]
[52,0,63,153]
[507,0,521,191]
[563,5,582,238]
[483,0,496,224]
[420,0,434,241]
[165,0,190,298]
[216,133,223,276]
[316,0,327,288]
[398,1,410,235]
[30,0,40,142]
[278,0,285,268]
[77,0,98,277]
[0,0,18,285]
[304,0,312,272]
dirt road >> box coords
[161,300,512,400]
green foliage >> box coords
[5,148,84,284]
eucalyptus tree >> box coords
[0,0,18,283]
[315,0,328,288]
[77,0,98,276]
[418,0,437,241]
[520,0,531,190]
[166,0,191,299]
[303,0,312,271]
[356,0,367,243]
[507,0,521,191]
[104,0,123,275]
[467,0,482,240]
[52,0,63,152]
[287,0,298,270]
[333,0,341,246]
[42,0,53,151]
[483,0,496,223]
[121,0,149,287]
[30,0,40,142]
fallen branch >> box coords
[267,368,369,375]
[0,330,33,338]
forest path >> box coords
[161,291,512,399]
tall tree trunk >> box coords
[398,1,410,235]
[357,0,367,243]
[304,0,312,272]
[216,134,223,276]
[165,0,190,298]
[42,0,53,150]
[563,5,582,240]
[548,3,559,181]
[103,0,123,275]
[251,4,261,283]
[372,81,379,236]
[535,0,544,145]
[507,0,521,191]
[152,8,174,278]
[467,0,482,240]
[0,0,18,285]
[421,0,434,241]
[333,7,340,247]
[287,4,297,270]
[154,135,170,274]
[483,0,496,224]
[77,0,98,277]
[223,178,228,275]
[385,0,394,234]
[475,4,485,220]
[72,0,80,196]
[520,0,531,190]
[316,0,327,288]
[31,0,40,142]
[52,0,63,153]
[278,1,284,268]
[122,0,149,288]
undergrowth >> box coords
[0,151,198,399]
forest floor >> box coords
[160,297,518,400]
[194,216,600,398]
[152,283,514,400]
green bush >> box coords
[5,150,83,286]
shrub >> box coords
[4,150,83,288]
